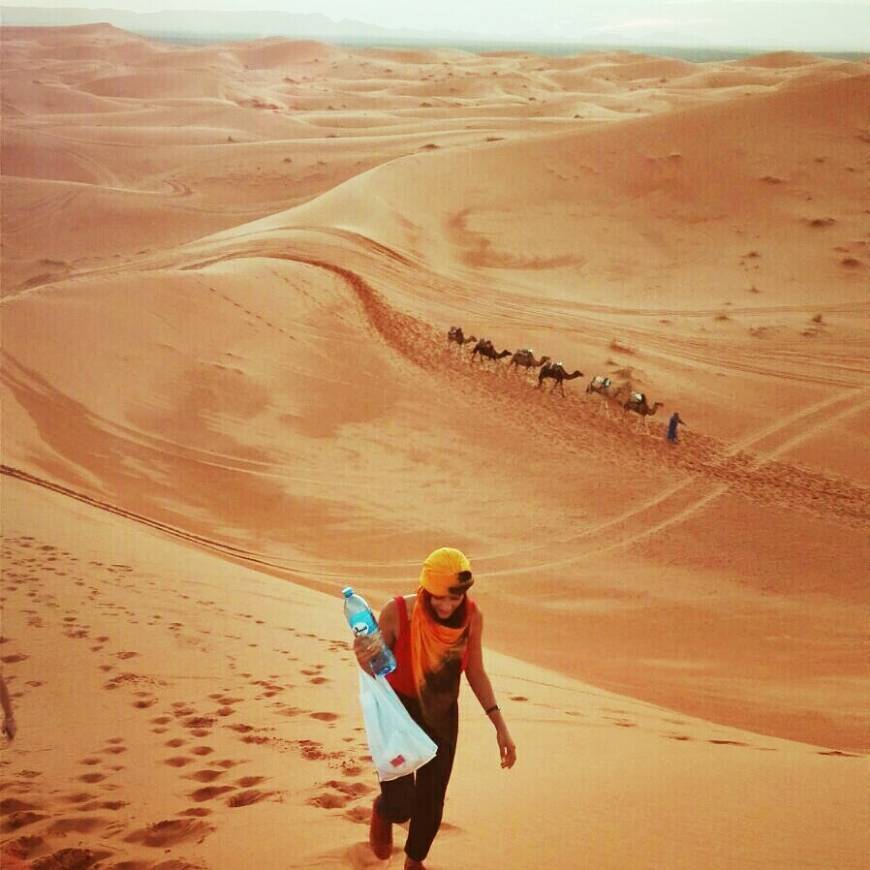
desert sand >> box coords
[1,23,868,869]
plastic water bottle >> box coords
[342,587,396,677]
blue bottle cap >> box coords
[341,586,353,597]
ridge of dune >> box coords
[230,37,345,68]
[734,49,827,68]
[2,22,162,64]
[1,22,126,39]
[218,70,868,323]
[357,46,474,64]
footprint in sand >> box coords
[16,771,42,780]
[296,740,330,761]
[310,712,339,722]
[164,757,194,768]
[179,807,212,817]
[321,779,373,799]
[191,746,214,757]
[47,816,108,835]
[709,739,748,746]
[172,702,195,716]
[275,705,304,717]
[189,785,236,803]
[2,811,47,833]
[3,834,45,861]
[308,792,351,810]
[78,773,105,784]
[33,847,112,867]
[252,681,285,698]
[62,793,95,805]
[344,806,371,824]
[93,800,127,811]
[187,770,224,783]
[125,818,214,847]
[183,716,215,732]
[227,789,274,808]
[0,799,41,816]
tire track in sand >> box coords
[270,250,869,559]
[478,386,870,574]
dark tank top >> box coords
[386,595,475,699]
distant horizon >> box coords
[1,2,868,53]
[137,30,868,63]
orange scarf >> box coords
[410,588,472,727]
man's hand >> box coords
[352,636,378,673]
[497,725,516,769]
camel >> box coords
[586,375,614,395]
[537,360,583,396]
[509,349,550,376]
[448,326,476,348]
[623,392,663,426]
[586,375,617,414]
[471,338,511,365]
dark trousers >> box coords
[375,694,459,862]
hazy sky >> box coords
[2,0,868,47]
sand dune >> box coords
[5,478,864,869]
[733,50,826,68]
[1,24,868,869]
[231,38,344,68]
[80,69,229,99]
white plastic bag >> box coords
[358,670,438,782]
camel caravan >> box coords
[447,325,670,428]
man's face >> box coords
[429,592,465,620]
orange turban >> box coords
[419,547,473,596]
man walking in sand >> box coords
[666,411,686,443]
[354,547,516,870]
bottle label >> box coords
[351,620,373,638]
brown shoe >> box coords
[404,860,426,870]
[369,800,392,859]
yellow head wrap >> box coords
[419,547,473,597]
